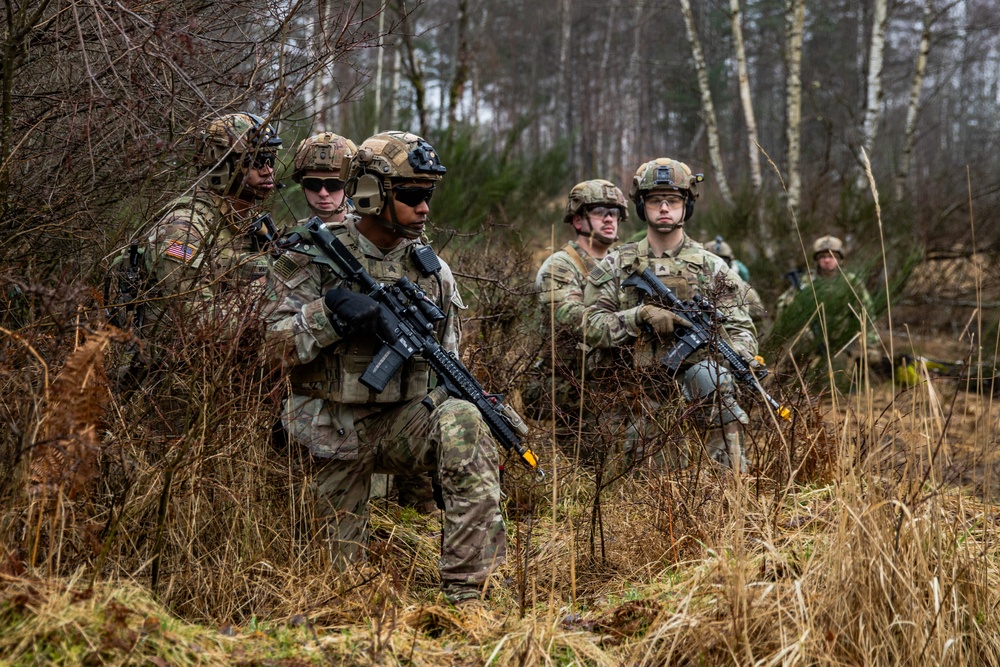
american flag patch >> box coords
[164,240,197,262]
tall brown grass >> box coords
[1,230,999,665]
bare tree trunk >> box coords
[730,0,762,195]
[619,5,644,178]
[858,0,889,186]
[447,0,470,126]
[396,4,428,137]
[557,0,573,172]
[390,47,401,129]
[679,0,734,206]
[784,0,806,218]
[596,1,619,177]
[895,0,934,203]
[373,2,386,134]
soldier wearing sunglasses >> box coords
[291,132,357,225]
[266,132,506,606]
[116,112,281,440]
[138,111,282,351]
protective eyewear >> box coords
[301,177,344,193]
[587,206,622,221]
[244,152,276,170]
[645,194,685,210]
[392,186,435,207]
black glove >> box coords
[323,288,397,342]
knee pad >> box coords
[682,360,747,425]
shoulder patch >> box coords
[587,262,615,286]
[273,254,301,281]
[164,240,197,263]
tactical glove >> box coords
[324,288,397,342]
[639,305,692,337]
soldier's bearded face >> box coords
[575,208,619,245]
[241,158,276,199]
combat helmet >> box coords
[710,236,734,262]
[344,131,446,238]
[563,179,628,224]
[630,158,705,221]
[194,112,282,196]
[812,235,845,259]
[292,132,357,182]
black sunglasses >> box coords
[244,152,276,170]
[392,186,435,207]
[301,177,344,193]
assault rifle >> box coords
[301,217,540,471]
[622,267,791,421]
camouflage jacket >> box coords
[534,240,600,370]
[141,187,270,342]
[583,234,758,367]
[264,219,464,457]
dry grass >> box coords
[2,238,1000,665]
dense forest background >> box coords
[3,0,1000,292]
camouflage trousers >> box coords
[286,389,506,601]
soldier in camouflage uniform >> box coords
[530,179,626,453]
[291,131,436,512]
[126,112,281,435]
[583,158,759,471]
[141,112,282,342]
[774,235,882,383]
[708,236,767,331]
[265,131,505,603]
[291,132,357,225]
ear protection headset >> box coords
[343,148,391,215]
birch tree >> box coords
[679,0,734,206]
[858,0,889,186]
[894,0,934,203]
[730,0,762,195]
[620,5,644,179]
[784,0,806,218]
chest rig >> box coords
[294,226,442,405]
[617,238,717,367]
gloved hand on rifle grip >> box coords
[324,288,397,342]
[639,305,692,337]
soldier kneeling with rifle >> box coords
[583,158,787,473]
[264,132,535,606]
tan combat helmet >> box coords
[292,132,357,182]
[344,131,446,237]
[563,179,628,224]
[812,235,845,259]
[710,236,735,262]
[194,112,282,196]
[629,158,705,221]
